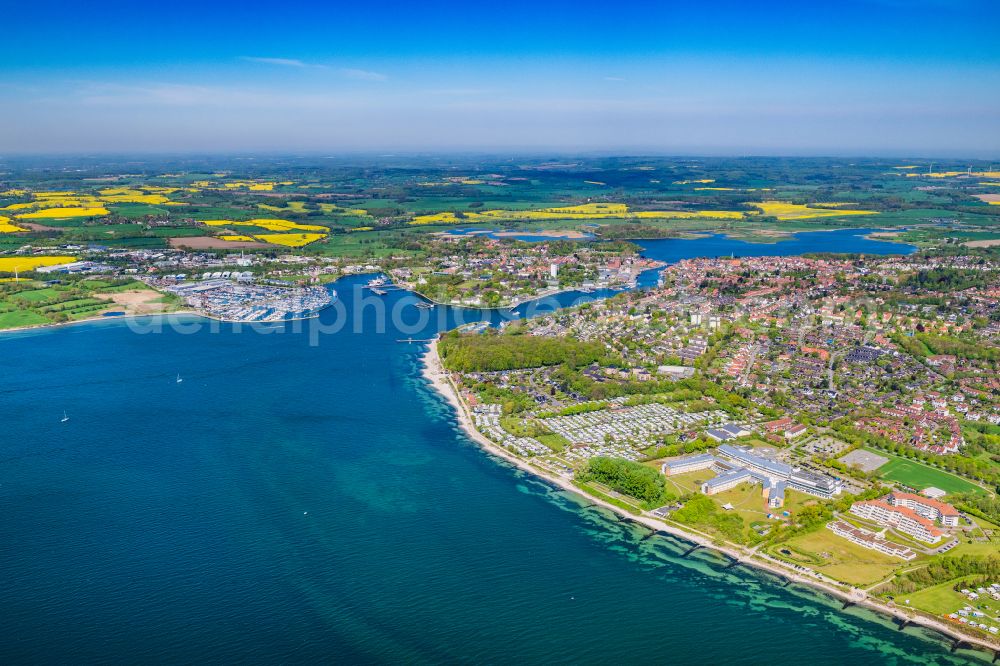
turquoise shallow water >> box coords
[2,233,987,664]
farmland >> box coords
[0,277,174,330]
[0,155,996,256]
[0,256,77,271]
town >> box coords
[435,249,1000,644]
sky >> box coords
[1,0,998,157]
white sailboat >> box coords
[61,410,69,423]
[176,373,183,384]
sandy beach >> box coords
[420,337,1000,654]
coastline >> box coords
[420,337,1000,655]
[399,283,612,311]
[0,297,333,337]
[0,309,202,337]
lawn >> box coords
[905,579,971,615]
[864,447,987,495]
[0,309,49,329]
[15,287,63,302]
[661,469,712,495]
[535,433,570,452]
[778,527,906,586]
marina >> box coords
[156,278,335,322]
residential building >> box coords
[887,492,960,527]
[826,521,916,560]
[850,499,944,543]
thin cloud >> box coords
[242,56,323,68]
[339,68,387,82]
[603,76,627,82]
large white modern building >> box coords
[661,444,842,506]
[715,444,842,499]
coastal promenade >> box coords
[421,337,1000,656]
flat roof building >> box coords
[827,520,916,560]
[717,444,841,499]
[661,453,716,476]
[706,424,752,442]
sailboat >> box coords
[61,410,69,423]
[176,374,183,384]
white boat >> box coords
[61,410,69,423]
[176,374,183,384]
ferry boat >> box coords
[366,277,386,288]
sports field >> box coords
[862,448,986,495]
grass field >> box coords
[661,469,712,495]
[777,527,905,586]
[0,309,50,328]
[863,448,986,495]
[903,576,1000,632]
[535,433,570,452]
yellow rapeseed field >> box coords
[0,216,28,233]
[254,233,326,247]
[193,180,283,191]
[319,203,368,216]
[34,191,78,198]
[410,203,744,225]
[903,171,1000,179]
[673,179,715,185]
[99,194,171,204]
[258,201,310,213]
[200,218,328,232]
[0,256,76,272]
[219,235,257,241]
[17,207,110,219]
[633,210,744,219]
[99,188,144,196]
[752,201,877,220]
[243,218,328,232]
[1,186,182,213]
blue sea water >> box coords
[438,228,596,241]
[635,228,917,264]
[4,232,983,665]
